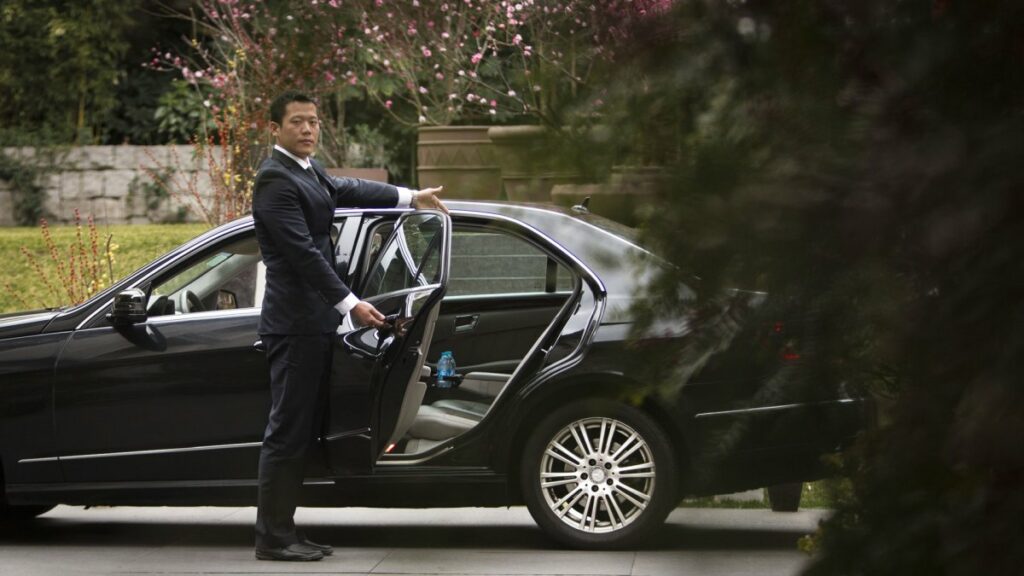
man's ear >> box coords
[269,121,280,137]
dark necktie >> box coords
[306,166,330,198]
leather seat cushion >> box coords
[432,399,489,420]
[403,438,446,453]
[408,405,479,440]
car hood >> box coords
[0,309,59,339]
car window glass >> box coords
[149,235,262,316]
[362,213,444,299]
[448,227,573,296]
[333,216,359,278]
[364,222,394,271]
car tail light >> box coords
[771,321,801,362]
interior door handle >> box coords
[454,314,479,333]
[377,313,401,336]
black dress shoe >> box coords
[300,536,333,556]
[254,543,324,561]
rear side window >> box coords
[448,226,574,297]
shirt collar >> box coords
[274,144,311,170]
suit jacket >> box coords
[253,149,399,335]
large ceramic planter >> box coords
[416,126,502,200]
[487,125,581,202]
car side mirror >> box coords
[106,288,147,326]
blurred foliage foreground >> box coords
[599,1,1023,575]
[1,223,208,314]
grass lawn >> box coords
[1,223,210,314]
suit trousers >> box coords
[255,332,333,549]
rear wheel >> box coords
[521,399,677,549]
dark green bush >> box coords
[592,2,1024,574]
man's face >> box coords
[272,101,319,158]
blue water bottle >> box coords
[436,351,456,388]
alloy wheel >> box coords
[538,416,657,534]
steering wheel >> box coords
[183,290,205,313]
[146,294,169,316]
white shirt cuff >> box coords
[396,187,414,208]
[334,293,361,316]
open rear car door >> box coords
[325,210,450,474]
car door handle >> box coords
[253,340,266,353]
[454,314,479,333]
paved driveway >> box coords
[0,505,827,575]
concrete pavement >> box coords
[0,505,827,575]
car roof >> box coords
[446,200,642,244]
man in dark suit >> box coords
[251,90,445,561]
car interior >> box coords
[139,217,577,457]
[146,236,263,317]
[383,223,576,456]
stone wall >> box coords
[0,145,218,227]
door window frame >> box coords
[444,220,579,300]
[360,212,447,299]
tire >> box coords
[767,482,802,512]
[521,399,677,549]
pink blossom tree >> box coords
[153,0,362,160]
[149,0,362,222]
[348,0,673,127]
[157,0,674,131]
[149,0,674,215]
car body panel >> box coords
[52,309,269,483]
[0,310,58,339]
[0,330,66,485]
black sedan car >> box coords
[0,201,867,548]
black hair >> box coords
[269,91,316,124]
